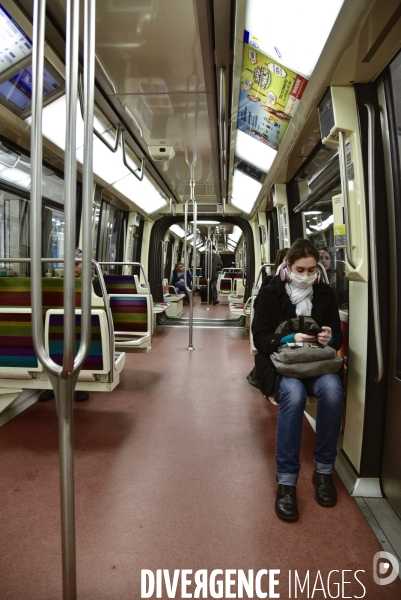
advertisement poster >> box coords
[237,43,308,150]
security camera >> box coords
[148,140,175,162]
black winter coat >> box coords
[253,275,343,397]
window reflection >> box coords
[303,194,349,309]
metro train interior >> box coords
[1,0,401,598]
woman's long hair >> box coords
[273,248,289,275]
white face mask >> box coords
[289,271,316,287]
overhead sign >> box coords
[0,4,32,74]
[237,42,308,151]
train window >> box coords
[294,142,348,309]
[0,190,28,276]
[302,191,349,310]
[96,200,126,274]
[0,188,65,278]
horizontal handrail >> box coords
[121,128,145,181]
[78,75,145,180]
[254,262,275,288]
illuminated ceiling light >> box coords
[231,169,262,214]
[27,94,167,215]
[235,130,276,173]
[304,211,323,215]
[245,0,345,79]
[191,220,220,225]
[169,224,185,237]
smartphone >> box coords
[309,326,323,335]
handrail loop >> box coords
[204,230,212,307]
[242,241,247,287]
[219,67,227,183]
[365,103,383,383]
[121,128,145,181]
[160,240,165,283]
[338,130,357,269]
[78,75,145,181]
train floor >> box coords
[1,325,400,599]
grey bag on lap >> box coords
[270,316,343,378]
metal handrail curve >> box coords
[31,1,96,597]
[365,103,383,383]
[78,75,145,181]
[338,130,357,269]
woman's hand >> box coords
[317,326,332,346]
[294,333,317,343]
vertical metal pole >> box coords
[31,1,95,597]
[184,169,197,350]
[161,240,165,283]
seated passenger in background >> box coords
[39,248,94,403]
[319,246,347,308]
[172,262,192,303]
[252,238,344,522]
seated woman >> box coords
[172,262,192,303]
[252,239,344,522]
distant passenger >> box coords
[202,245,223,305]
[246,247,288,388]
[39,248,95,403]
[319,246,347,308]
[172,262,192,303]
[252,238,344,522]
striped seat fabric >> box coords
[0,277,82,312]
[219,278,232,293]
[103,275,137,295]
[0,310,38,369]
[109,296,148,333]
[48,313,104,371]
[107,294,151,351]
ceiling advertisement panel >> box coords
[237,40,308,152]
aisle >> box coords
[0,326,399,599]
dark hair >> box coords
[212,245,216,251]
[319,247,330,254]
[287,238,319,266]
[273,247,288,275]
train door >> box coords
[377,50,401,518]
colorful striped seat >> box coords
[0,279,125,392]
[0,309,40,374]
[219,278,232,293]
[103,275,137,295]
[0,277,82,312]
[108,294,151,351]
[47,313,104,372]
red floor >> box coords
[0,325,400,599]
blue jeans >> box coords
[276,374,344,486]
[210,280,218,301]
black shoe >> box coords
[275,484,299,521]
[246,368,259,389]
[38,389,54,402]
[312,470,337,506]
[212,300,219,305]
[75,391,89,402]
